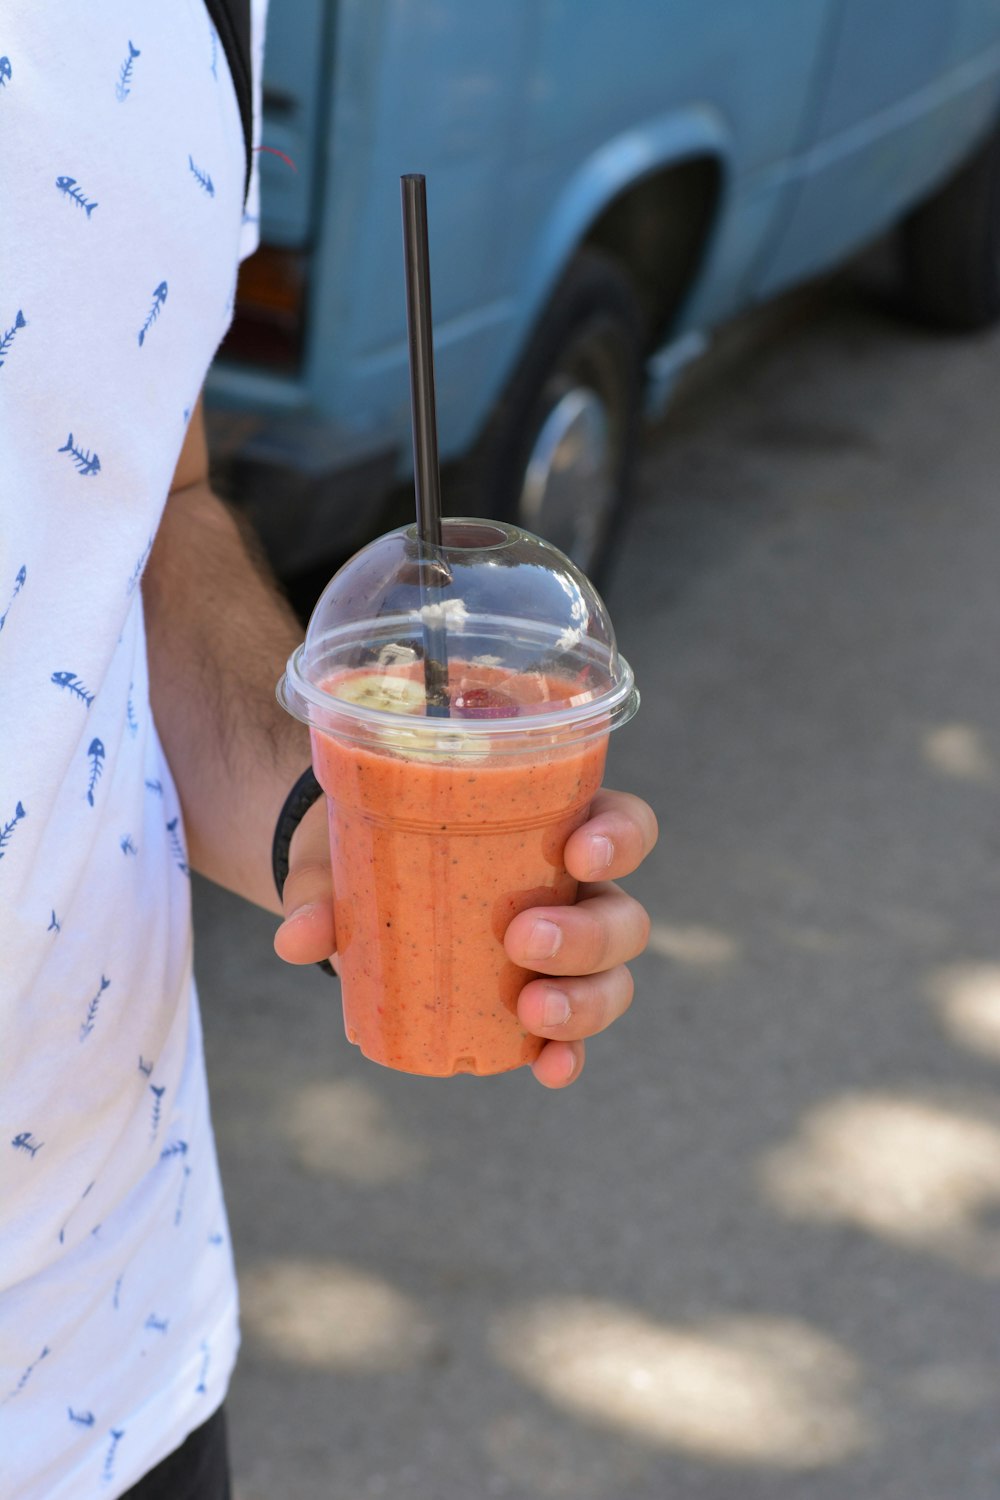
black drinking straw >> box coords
[401,173,450,717]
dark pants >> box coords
[122,1405,231,1500]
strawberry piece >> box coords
[453,687,520,719]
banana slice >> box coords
[329,671,492,760]
[330,672,426,715]
[382,726,492,763]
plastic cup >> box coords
[278,518,638,1076]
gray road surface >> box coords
[194,271,1000,1500]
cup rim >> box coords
[278,641,639,743]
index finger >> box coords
[564,789,658,883]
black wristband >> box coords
[272,766,336,978]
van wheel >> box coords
[898,121,1000,331]
[462,250,645,588]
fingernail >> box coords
[287,903,320,923]
[589,835,614,873]
[527,919,562,960]
[541,988,571,1028]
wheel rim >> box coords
[517,385,613,568]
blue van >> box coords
[208,0,1000,579]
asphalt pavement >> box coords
[193,267,1000,1500]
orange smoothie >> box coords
[310,672,608,1076]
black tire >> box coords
[449,248,645,589]
[898,121,1000,332]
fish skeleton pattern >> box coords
[3,1347,50,1405]
[0,58,12,87]
[115,40,140,101]
[149,1083,166,1137]
[138,282,168,346]
[196,1341,211,1394]
[51,670,94,706]
[188,155,215,196]
[86,738,105,805]
[126,535,153,595]
[166,816,190,875]
[79,975,110,1040]
[55,176,97,216]
[0,801,26,859]
[174,1164,192,1225]
[57,434,100,476]
[68,1408,95,1426]
[0,309,25,368]
[11,1132,43,1157]
[120,834,138,856]
[0,563,26,630]
[102,1429,125,1483]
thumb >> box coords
[273,799,337,966]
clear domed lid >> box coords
[279,518,638,749]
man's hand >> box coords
[274,788,658,1088]
[506,789,657,1088]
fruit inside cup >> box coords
[452,687,519,719]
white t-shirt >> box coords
[1,4,265,1495]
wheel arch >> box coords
[518,109,730,361]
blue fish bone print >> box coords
[196,1340,211,1395]
[57,433,100,476]
[3,1346,50,1406]
[166,816,190,875]
[86,738,105,805]
[102,1429,126,1485]
[55,175,98,216]
[0,801,26,860]
[120,834,138,856]
[160,1138,188,1161]
[0,309,26,368]
[188,155,215,196]
[174,1164,192,1226]
[126,535,153,596]
[48,910,61,933]
[138,282,168,347]
[115,41,140,102]
[0,563,26,630]
[145,778,163,796]
[138,1055,153,1076]
[149,1083,166,1138]
[0,57,11,88]
[51,670,95,707]
[144,1314,169,1334]
[79,975,110,1040]
[68,1408,96,1427]
[11,1131,43,1157]
[126,683,139,736]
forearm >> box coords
[142,475,310,914]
